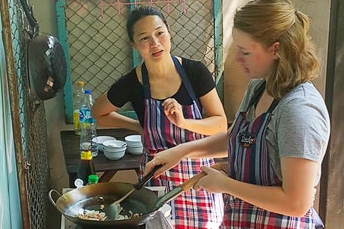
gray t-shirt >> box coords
[235,79,330,185]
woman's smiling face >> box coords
[131,15,171,61]
[232,28,278,79]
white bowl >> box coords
[103,140,127,160]
[103,140,126,160]
[104,149,125,160]
[127,145,143,155]
[92,136,116,151]
[125,135,143,147]
[103,139,127,150]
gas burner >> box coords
[65,211,173,229]
[75,225,145,229]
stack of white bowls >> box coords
[125,135,143,155]
[102,139,127,160]
[92,136,116,152]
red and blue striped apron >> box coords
[221,82,318,228]
[140,56,224,229]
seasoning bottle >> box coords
[74,150,95,187]
[88,174,99,185]
[79,89,98,157]
[73,81,85,135]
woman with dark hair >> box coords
[144,0,330,228]
[92,6,227,228]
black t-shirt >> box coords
[107,57,215,126]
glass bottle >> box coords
[79,89,98,157]
[73,81,85,135]
[74,150,95,188]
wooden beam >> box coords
[321,0,344,227]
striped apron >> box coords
[140,56,224,229]
[221,82,318,228]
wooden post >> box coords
[321,0,344,227]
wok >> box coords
[19,0,66,104]
[48,164,225,227]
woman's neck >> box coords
[144,55,176,79]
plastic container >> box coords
[79,89,98,157]
[73,81,85,135]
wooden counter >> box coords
[60,128,141,187]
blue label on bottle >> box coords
[79,109,85,122]
[80,108,95,123]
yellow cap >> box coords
[80,150,92,160]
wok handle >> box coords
[180,171,206,191]
[153,163,226,209]
[48,189,61,207]
[19,0,39,33]
[134,164,162,190]
[180,163,225,191]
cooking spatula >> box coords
[108,164,162,219]
[152,163,225,210]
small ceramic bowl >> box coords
[103,150,125,160]
[103,139,127,149]
[92,136,116,152]
[127,145,143,155]
[125,135,143,148]
[102,140,127,160]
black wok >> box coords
[48,167,217,227]
[19,0,66,103]
[49,182,161,227]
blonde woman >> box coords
[144,0,330,228]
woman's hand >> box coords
[162,98,186,128]
[162,89,227,136]
[144,146,185,177]
[194,166,228,193]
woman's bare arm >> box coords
[91,93,143,134]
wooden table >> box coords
[60,128,142,187]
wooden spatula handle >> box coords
[180,171,207,191]
[180,163,226,191]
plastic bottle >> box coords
[79,89,98,157]
[88,174,99,185]
[74,150,95,188]
[73,81,85,135]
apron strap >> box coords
[247,80,266,109]
[141,63,151,99]
[171,56,202,111]
[247,80,279,113]
[141,56,202,111]
[267,99,279,113]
